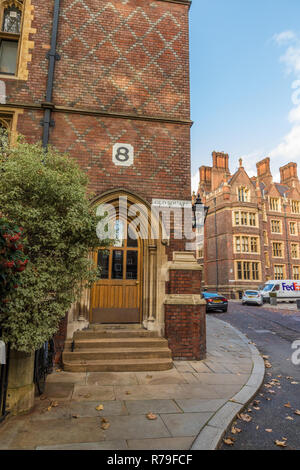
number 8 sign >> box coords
[113,143,134,167]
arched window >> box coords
[0,1,23,75]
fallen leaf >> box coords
[262,355,269,359]
[239,413,252,422]
[50,401,59,408]
[47,406,52,412]
[101,422,110,430]
[96,404,104,411]
[231,426,242,434]
[253,406,260,411]
[294,410,300,416]
[265,429,273,433]
[56,369,62,372]
[72,415,79,419]
[256,425,259,430]
[147,413,158,420]
[284,403,292,408]
[101,418,109,423]
[83,394,91,399]
[286,416,294,421]
[223,438,235,446]
[291,381,299,385]
[275,440,287,447]
[265,361,272,369]
[40,395,48,401]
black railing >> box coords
[0,332,10,423]
[34,339,55,396]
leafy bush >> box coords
[0,138,104,352]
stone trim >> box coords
[164,294,205,305]
[0,103,193,126]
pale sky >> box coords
[190,0,300,192]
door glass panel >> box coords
[127,223,138,247]
[112,250,124,279]
[126,251,138,280]
[97,250,109,279]
[113,219,125,247]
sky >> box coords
[190,0,300,192]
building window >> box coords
[234,236,259,254]
[274,265,285,280]
[290,222,297,235]
[291,243,299,259]
[236,261,261,281]
[270,198,280,212]
[238,186,249,202]
[291,200,300,214]
[0,1,23,76]
[233,211,257,227]
[249,213,257,226]
[272,242,283,258]
[271,219,281,233]
[293,266,300,280]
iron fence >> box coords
[34,339,55,396]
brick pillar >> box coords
[164,252,206,361]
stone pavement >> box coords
[0,317,265,450]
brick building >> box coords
[197,152,300,298]
[1,0,205,367]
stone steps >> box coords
[63,358,173,373]
[63,327,173,372]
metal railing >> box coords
[34,339,55,396]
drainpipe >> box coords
[42,0,61,150]
[283,200,292,279]
[214,197,219,292]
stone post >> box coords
[6,350,35,415]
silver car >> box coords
[242,290,263,306]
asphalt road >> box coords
[215,301,300,451]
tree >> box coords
[0,137,105,352]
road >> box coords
[216,301,300,451]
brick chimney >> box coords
[280,162,299,188]
[256,157,273,186]
[211,151,231,191]
[199,165,212,192]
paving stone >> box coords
[69,400,128,417]
[125,399,181,415]
[193,373,249,386]
[160,412,212,437]
[114,384,221,401]
[189,362,214,373]
[174,399,227,413]
[135,369,186,385]
[46,372,87,384]
[72,385,115,401]
[43,382,74,400]
[201,361,232,374]
[3,417,106,449]
[86,372,138,386]
[127,437,194,450]
[94,414,171,440]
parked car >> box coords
[242,290,263,306]
[201,292,228,313]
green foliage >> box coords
[0,138,105,352]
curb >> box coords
[191,319,265,450]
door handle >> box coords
[136,281,140,285]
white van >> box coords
[260,280,300,303]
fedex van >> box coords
[260,280,300,303]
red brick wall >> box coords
[165,304,206,360]
[168,269,202,294]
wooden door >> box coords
[91,219,142,324]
